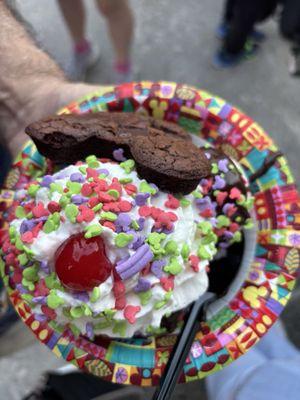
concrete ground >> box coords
[1,0,300,399]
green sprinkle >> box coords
[232,231,242,242]
[9,226,16,239]
[244,218,254,229]
[82,304,92,317]
[115,233,134,248]
[164,291,173,301]
[216,215,230,228]
[146,232,166,256]
[43,219,56,233]
[181,243,190,261]
[65,204,79,223]
[21,294,34,305]
[120,159,135,174]
[88,177,94,182]
[90,287,101,303]
[107,189,119,199]
[164,257,182,275]
[211,163,219,174]
[146,325,167,335]
[100,211,117,221]
[180,198,191,207]
[15,237,24,251]
[236,194,246,206]
[197,221,213,234]
[26,212,33,220]
[119,177,133,184]
[47,289,65,310]
[66,181,81,195]
[69,323,81,337]
[154,300,166,310]
[94,320,113,330]
[92,203,103,212]
[131,220,140,230]
[164,240,179,255]
[22,278,35,291]
[84,224,103,239]
[113,320,127,337]
[28,184,40,197]
[88,160,100,168]
[102,309,117,319]
[59,195,70,208]
[23,266,38,282]
[138,290,152,306]
[197,245,211,260]
[50,183,63,194]
[15,206,26,218]
[70,306,84,318]
[45,272,62,290]
[62,308,72,319]
[139,181,157,195]
[192,190,203,199]
[79,166,87,175]
[22,246,35,258]
[202,231,218,245]
[18,253,28,266]
[86,155,97,163]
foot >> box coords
[213,41,259,68]
[66,39,100,81]
[112,61,134,84]
[288,45,300,76]
[216,22,266,43]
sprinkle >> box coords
[102,221,116,231]
[21,231,34,244]
[40,261,49,274]
[76,205,95,223]
[40,175,54,188]
[124,305,141,324]
[47,290,65,309]
[212,176,226,190]
[86,167,99,179]
[135,193,150,206]
[86,155,97,163]
[216,215,230,228]
[41,305,57,320]
[115,233,134,248]
[84,224,103,238]
[50,182,63,194]
[79,166,87,175]
[230,187,242,200]
[197,221,213,234]
[120,159,135,174]
[66,181,82,195]
[70,172,85,183]
[180,198,191,207]
[100,211,117,221]
[113,148,126,161]
[165,194,180,209]
[189,255,200,272]
[216,191,228,206]
[134,277,151,293]
[65,204,79,223]
[47,201,61,213]
[85,322,94,339]
[139,205,151,217]
[197,245,211,260]
[181,244,190,261]
[90,287,101,303]
[116,244,153,279]
[232,231,242,242]
[71,195,88,205]
[28,184,40,197]
[192,190,203,199]
[160,276,174,291]
[107,189,119,199]
[218,159,229,173]
[20,220,36,234]
[113,280,126,310]
[113,320,127,336]
[124,183,137,196]
[164,240,179,255]
[17,253,28,266]
[32,202,49,218]
[139,181,156,195]
[164,257,182,275]
[211,163,219,174]
[81,183,93,196]
[15,206,26,218]
[70,306,84,318]
[115,213,131,232]
[92,203,103,212]
[119,177,133,184]
[118,200,132,212]
[59,195,70,208]
[131,220,140,231]
[138,290,152,306]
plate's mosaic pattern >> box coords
[1,81,299,386]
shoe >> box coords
[216,22,266,43]
[213,41,259,68]
[66,41,100,82]
[288,45,300,76]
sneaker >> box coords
[66,40,100,81]
[111,61,134,84]
[288,45,300,76]
[216,22,266,43]
[213,41,259,68]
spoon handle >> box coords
[153,292,216,400]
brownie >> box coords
[130,129,211,194]
[25,112,190,164]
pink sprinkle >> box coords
[165,194,180,209]
[124,305,141,324]
[188,255,200,272]
[230,188,242,200]
[32,202,49,218]
[21,231,34,243]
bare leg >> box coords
[97,0,134,66]
[57,0,86,43]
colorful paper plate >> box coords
[1,81,300,386]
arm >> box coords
[0,0,98,157]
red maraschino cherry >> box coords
[55,233,112,291]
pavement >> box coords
[1,0,300,399]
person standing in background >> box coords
[57,0,134,82]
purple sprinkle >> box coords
[71,195,88,205]
[223,231,234,240]
[72,292,89,302]
[130,235,145,250]
[116,244,153,279]
[222,203,232,215]
[112,148,126,162]
[32,296,46,304]
[16,284,28,294]
[160,226,175,234]
[35,216,48,223]
[151,259,166,278]
[200,178,209,187]
[40,175,54,188]
[86,322,94,340]
[135,193,150,206]
[134,277,151,293]
[137,218,145,231]
[35,313,47,322]
[219,241,230,249]
[70,172,85,183]
[218,159,229,173]
[115,213,132,232]
[97,169,109,176]
[212,175,226,190]
[196,196,212,212]
[205,152,211,159]
[20,220,36,234]
[40,260,50,274]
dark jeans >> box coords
[0,142,11,187]
[222,0,278,54]
[280,0,300,44]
